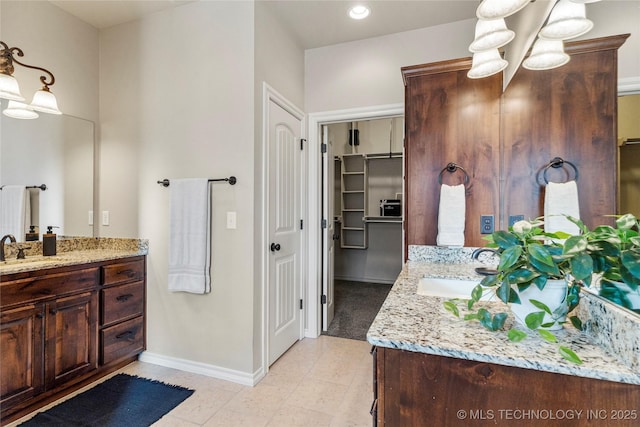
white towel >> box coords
[0,185,30,242]
[436,184,465,247]
[168,179,212,294]
[544,180,580,235]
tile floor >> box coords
[10,335,374,427]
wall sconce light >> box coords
[522,39,570,70]
[476,0,530,20]
[0,41,62,119]
[469,19,515,53]
[468,0,600,79]
[539,0,593,40]
[468,49,509,79]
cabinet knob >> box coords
[49,309,58,315]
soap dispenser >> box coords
[43,226,57,256]
[26,225,39,241]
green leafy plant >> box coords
[573,213,640,313]
[444,219,586,364]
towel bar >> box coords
[542,157,578,184]
[0,184,47,191]
[438,162,469,186]
[157,176,237,187]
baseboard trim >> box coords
[138,351,265,387]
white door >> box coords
[322,125,335,330]
[268,98,303,365]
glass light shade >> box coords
[523,39,570,70]
[476,0,530,20]
[467,49,508,79]
[348,5,370,20]
[0,73,26,102]
[539,0,593,40]
[30,89,62,115]
[2,100,39,119]
[469,19,515,52]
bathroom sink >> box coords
[417,277,494,301]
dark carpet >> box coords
[324,280,392,341]
[19,374,194,427]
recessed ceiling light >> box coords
[348,5,370,20]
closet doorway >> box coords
[321,116,404,340]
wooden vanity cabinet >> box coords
[1,267,99,415]
[99,258,146,365]
[373,347,640,427]
[0,255,146,424]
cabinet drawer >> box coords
[102,260,144,287]
[1,268,99,308]
[100,316,144,366]
[101,282,144,326]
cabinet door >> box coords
[45,291,98,389]
[0,304,45,409]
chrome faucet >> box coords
[471,247,500,260]
[471,248,501,276]
[0,234,16,261]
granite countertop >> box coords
[0,237,148,275]
[367,249,640,386]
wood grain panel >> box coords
[502,46,620,228]
[404,60,501,249]
[377,347,640,427]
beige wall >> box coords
[0,1,99,122]
[99,1,259,374]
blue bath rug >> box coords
[19,373,194,426]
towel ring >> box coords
[542,157,579,184]
[438,162,470,186]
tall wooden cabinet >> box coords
[403,35,628,251]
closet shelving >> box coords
[340,153,368,249]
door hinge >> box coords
[321,143,327,153]
[321,294,327,304]
[300,138,306,150]
[300,219,304,230]
[321,219,327,229]
[300,299,303,310]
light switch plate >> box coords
[102,210,110,226]
[88,211,94,226]
[226,212,237,229]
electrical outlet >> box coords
[102,210,110,226]
[88,210,94,226]
[509,214,525,227]
[480,215,494,234]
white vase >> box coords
[510,279,568,331]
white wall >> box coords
[305,1,640,114]
[304,19,475,113]
[100,1,257,374]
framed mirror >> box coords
[1,113,95,240]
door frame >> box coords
[306,103,404,338]
[261,83,306,376]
